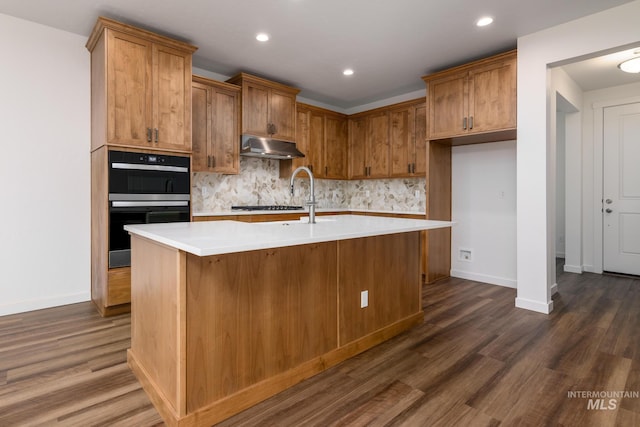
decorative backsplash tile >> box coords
[192,157,426,213]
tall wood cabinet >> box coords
[87,17,197,316]
[423,50,516,144]
[192,75,241,174]
[87,17,197,153]
[226,73,299,142]
[281,103,348,179]
[422,50,517,283]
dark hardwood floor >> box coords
[1,264,639,426]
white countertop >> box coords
[125,215,453,257]
[192,208,425,217]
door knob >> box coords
[605,199,613,204]
[605,208,613,213]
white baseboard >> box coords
[450,269,517,289]
[563,264,583,274]
[550,283,558,295]
[515,296,553,314]
[0,291,90,317]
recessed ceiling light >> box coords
[618,57,640,73]
[476,16,493,27]
[343,69,354,76]
[256,33,269,42]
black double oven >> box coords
[108,151,190,268]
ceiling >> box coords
[0,0,636,108]
[560,46,640,91]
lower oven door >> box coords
[109,202,190,268]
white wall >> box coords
[450,141,517,288]
[516,0,640,313]
[0,14,90,315]
[550,68,582,274]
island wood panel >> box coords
[338,232,421,345]
[128,235,187,418]
[426,141,452,283]
[184,242,338,412]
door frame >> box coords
[592,95,640,274]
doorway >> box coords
[603,102,640,276]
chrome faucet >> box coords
[290,166,316,224]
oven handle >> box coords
[111,200,190,208]
[111,162,189,173]
[109,193,190,201]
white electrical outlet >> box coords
[459,249,473,262]
[360,290,368,308]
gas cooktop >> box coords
[231,205,304,211]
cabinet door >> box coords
[427,71,467,139]
[389,107,413,177]
[153,44,192,151]
[243,83,270,137]
[324,115,348,179]
[106,31,152,146]
[307,110,325,176]
[348,117,367,179]
[210,87,240,174]
[413,103,427,175]
[367,111,390,178]
[292,108,310,170]
[191,83,210,172]
[270,89,297,141]
[468,56,516,133]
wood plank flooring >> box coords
[1,265,639,426]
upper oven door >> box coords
[108,150,190,197]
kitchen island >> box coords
[125,215,453,426]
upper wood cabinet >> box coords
[349,98,425,179]
[192,76,241,174]
[389,100,427,177]
[348,111,390,179]
[281,103,348,180]
[423,50,516,143]
[226,73,299,142]
[86,17,197,153]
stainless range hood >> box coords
[240,135,305,160]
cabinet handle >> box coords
[412,163,416,174]
[408,164,412,173]
[325,166,328,176]
[211,156,215,168]
[463,117,467,130]
[207,156,211,168]
[147,128,152,142]
[364,166,367,176]
[469,116,474,129]
[154,128,159,143]
[309,164,313,173]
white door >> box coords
[603,102,640,276]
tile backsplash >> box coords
[192,157,426,213]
